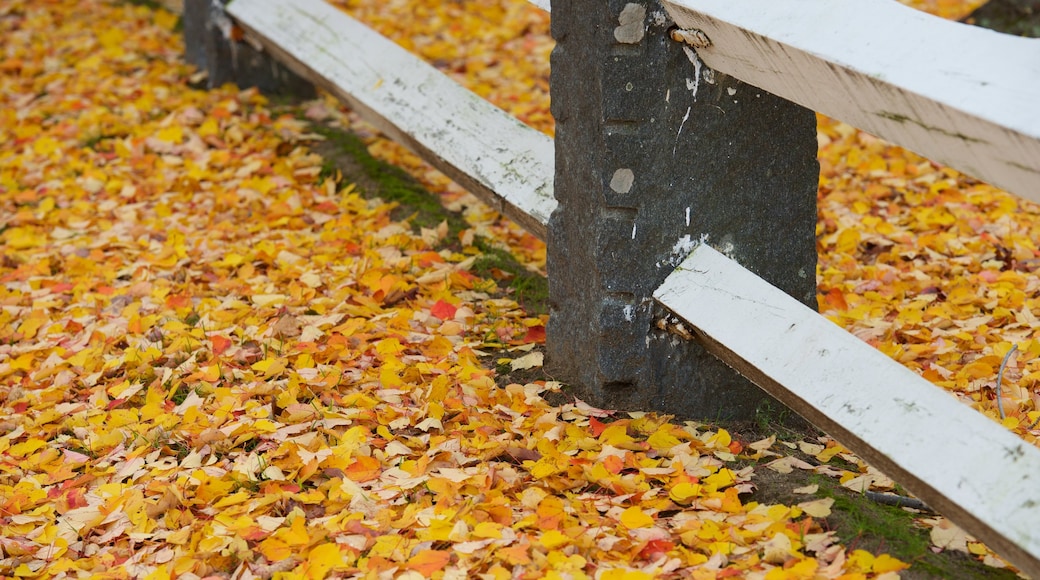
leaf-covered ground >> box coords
[0,0,1033,578]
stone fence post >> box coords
[547,0,819,420]
[182,0,315,96]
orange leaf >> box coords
[589,417,608,438]
[823,288,848,311]
[345,455,381,482]
[211,335,233,356]
[406,549,451,575]
[603,454,624,474]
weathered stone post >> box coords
[547,0,819,419]
[182,0,315,96]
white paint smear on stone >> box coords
[614,3,646,44]
[610,168,635,194]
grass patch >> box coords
[812,476,1019,579]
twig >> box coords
[995,343,1018,420]
[864,491,934,513]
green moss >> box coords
[306,124,468,236]
[305,122,548,314]
[471,240,548,314]
[811,476,1019,579]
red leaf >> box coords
[640,539,675,559]
[589,417,608,438]
[430,299,457,320]
[523,325,546,343]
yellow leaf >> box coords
[847,549,875,573]
[252,419,278,433]
[200,364,221,382]
[98,28,126,48]
[32,136,61,156]
[251,294,287,307]
[599,423,635,447]
[528,457,558,479]
[306,544,344,580]
[647,427,682,451]
[258,537,292,562]
[703,468,735,491]
[669,482,701,504]
[873,554,909,573]
[9,353,34,372]
[619,506,654,528]
[600,570,654,580]
[539,529,570,550]
[251,358,285,377]
[472,521,503,539]
[3,226,46,249]
[707,428,731,449]
[156,125,183,144]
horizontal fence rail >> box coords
[661,0,1040,201]
[227,0,556,239]
[198,0,1040,574]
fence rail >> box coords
[190,0,1040,574]
[228,0,556,238]
[662,0,1040,201]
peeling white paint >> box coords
[623,304,635,322]
[673,106,691,156]
[683,46,702,99]
[657,234,699,268]
[727,87,737,96]
[685,206,691,227]
[703,68,715,84]
[673,234,697,256]
[651,9,669,26]
[665,88,670,102]
[631,223,637,240]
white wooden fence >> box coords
[214,0,1040,574]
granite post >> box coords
[547,0,819,420]
[182,0,315,97]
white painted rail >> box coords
[655,245,1040,576]
[225,0,556,239]
[662,0,1040,201]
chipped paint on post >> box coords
[683,47,702,98]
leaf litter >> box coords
[0,0,1029,578]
